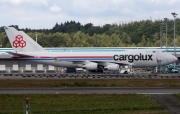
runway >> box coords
[0,87,180,94]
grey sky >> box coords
[0,0,180,29]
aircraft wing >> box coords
[64,60,132,66]
[6,52,34,57]
[7,52,132,66]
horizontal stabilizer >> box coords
[7,52,33,57]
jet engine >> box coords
[104,64,119,71]
[83,62,98,70]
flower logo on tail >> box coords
[13,35,26,48]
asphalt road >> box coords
[0,87,180,94]
[150,94,180,114]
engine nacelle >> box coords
[104,64,119,71]
[83,62,98,70]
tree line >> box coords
[0,19,180,47]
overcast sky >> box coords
[0,0,180,29]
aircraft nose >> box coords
[169,54,178,63]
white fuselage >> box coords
[8,50,177,68]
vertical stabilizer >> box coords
[4,27,46,52]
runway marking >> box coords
[138,93,173,95]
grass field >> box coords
[175,93,180,98]
[0,79,178,113]
[0,79,180,88]
[0,94,167,114]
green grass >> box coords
[0,79,180,88]
[175,93,180,98]
[0,94,167,114]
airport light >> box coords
[171,12,178,68]
[35,33,38,43]
[159,21,163,48]
[164,18,168,52]
[25,98,30,114]
[158,20,163,74]
[171,12,178,56]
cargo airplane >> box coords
[4,26,178,72]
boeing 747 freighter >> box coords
[4,26,178,72]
